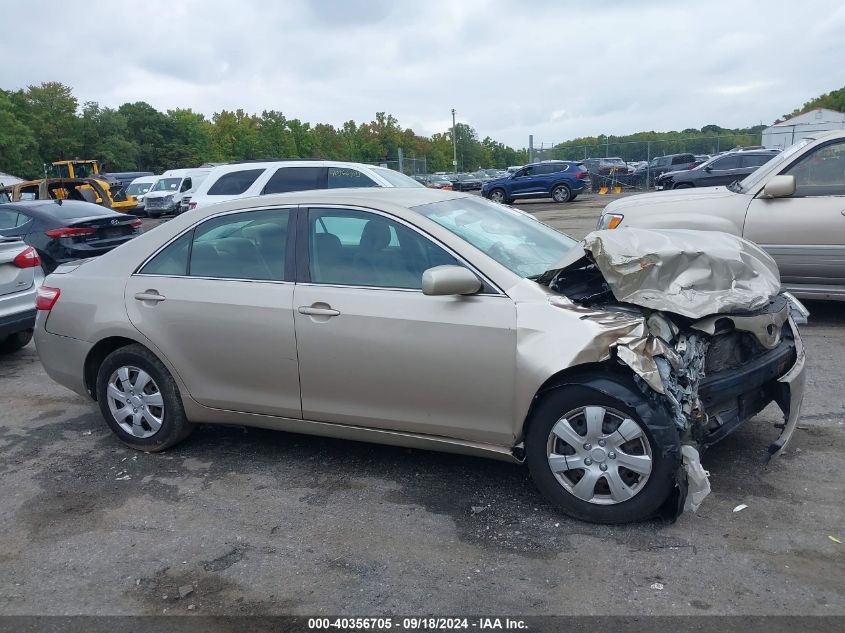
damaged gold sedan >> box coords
[33,189,807,524]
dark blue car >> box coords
[481,161,590,204]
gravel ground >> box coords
[0,193,843,616]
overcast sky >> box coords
[2,0,844,147]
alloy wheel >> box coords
[546,405,652,505]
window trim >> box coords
[133,205,298,283]
[297,205,505,295]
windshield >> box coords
[412,196,577,278]
[738,138,812,192]
[371,167,424,188]
[126,182,153,195]
[152,178,181,192]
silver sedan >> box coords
[34,188,806,524]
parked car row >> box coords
[655,148,779,190]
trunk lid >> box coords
[56,214,141,247]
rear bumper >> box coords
[33,319,92,398]
[0,308,36,338]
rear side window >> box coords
[327,167,378,189]
[0,210,26,229]
[140,232,192,276]
[740,154,773,168]
[263,167,325,194]
[207,169,264,195]
[712,155,740,170]
[140,209,290,280]
[671,155,693,165]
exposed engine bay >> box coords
[538,228,808,515]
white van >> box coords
[125,175,160,213]
[187,161,422,210]
[143,168,211,218]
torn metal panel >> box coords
[692,294,789,349]
[768,315,807,458]
[681,445,711,512]
[545,228,782,318]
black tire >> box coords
[551,184,572,203]
[96,343,193,452]
[525,379,679,524]
[672,183,694,189]
[147,211,161,219]
[488,188,509,204]
[0,329,33,354]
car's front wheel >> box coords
[488,188,508,204]
[551,184,572,203]
[96,344,193,451]
[526,379,679,523]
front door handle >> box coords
[134,291,166,303]
[298,305,340,317]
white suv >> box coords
[187,161,422,210]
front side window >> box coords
[207,169,264,196]
[327,167,378,189]
[180,178,192,192]
[263,167,325,194]
[783,141,845,197]
[370,167,425,187]
[140,209,290,281]
[413,196,576,278]
[308,208,459,289]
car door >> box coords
[125,207,302,418]
[744,139,845,287]
[509,165,544,197]
[700,155,742,187]
[292,206,518,446]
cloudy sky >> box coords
[2,0,844,147]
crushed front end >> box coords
[540,227,808,515]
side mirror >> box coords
[762,174,796,199]
[422,265,481,296]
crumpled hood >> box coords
[545,227,781,319]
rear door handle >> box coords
[134,291,166,303]
[298,306,340,317]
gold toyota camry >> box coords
[34,188,807,524]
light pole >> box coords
[451,108,458,174]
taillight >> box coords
[130,218,142,229]
[188,202,197,211]
[687,163,696,170]
[575,171,589,180]
[45,227,96,238]
[36,286,61,311]
[13,246,41,269]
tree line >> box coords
[2,82,842,180]
[0,82,526,179]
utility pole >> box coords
[451,108,458,174]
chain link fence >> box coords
[369,157,428,177]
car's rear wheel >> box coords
[526,381,679,523]
[673,183,694,189]
[0,329,33,354]
[551,184,572,203]
[96,344,193,451]
[489,188,508,204]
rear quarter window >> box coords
[207,169,265,195]
[262,167,325,194]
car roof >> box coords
[206,160,382,175]
[0,199,116,217]
[186,186,470,220]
